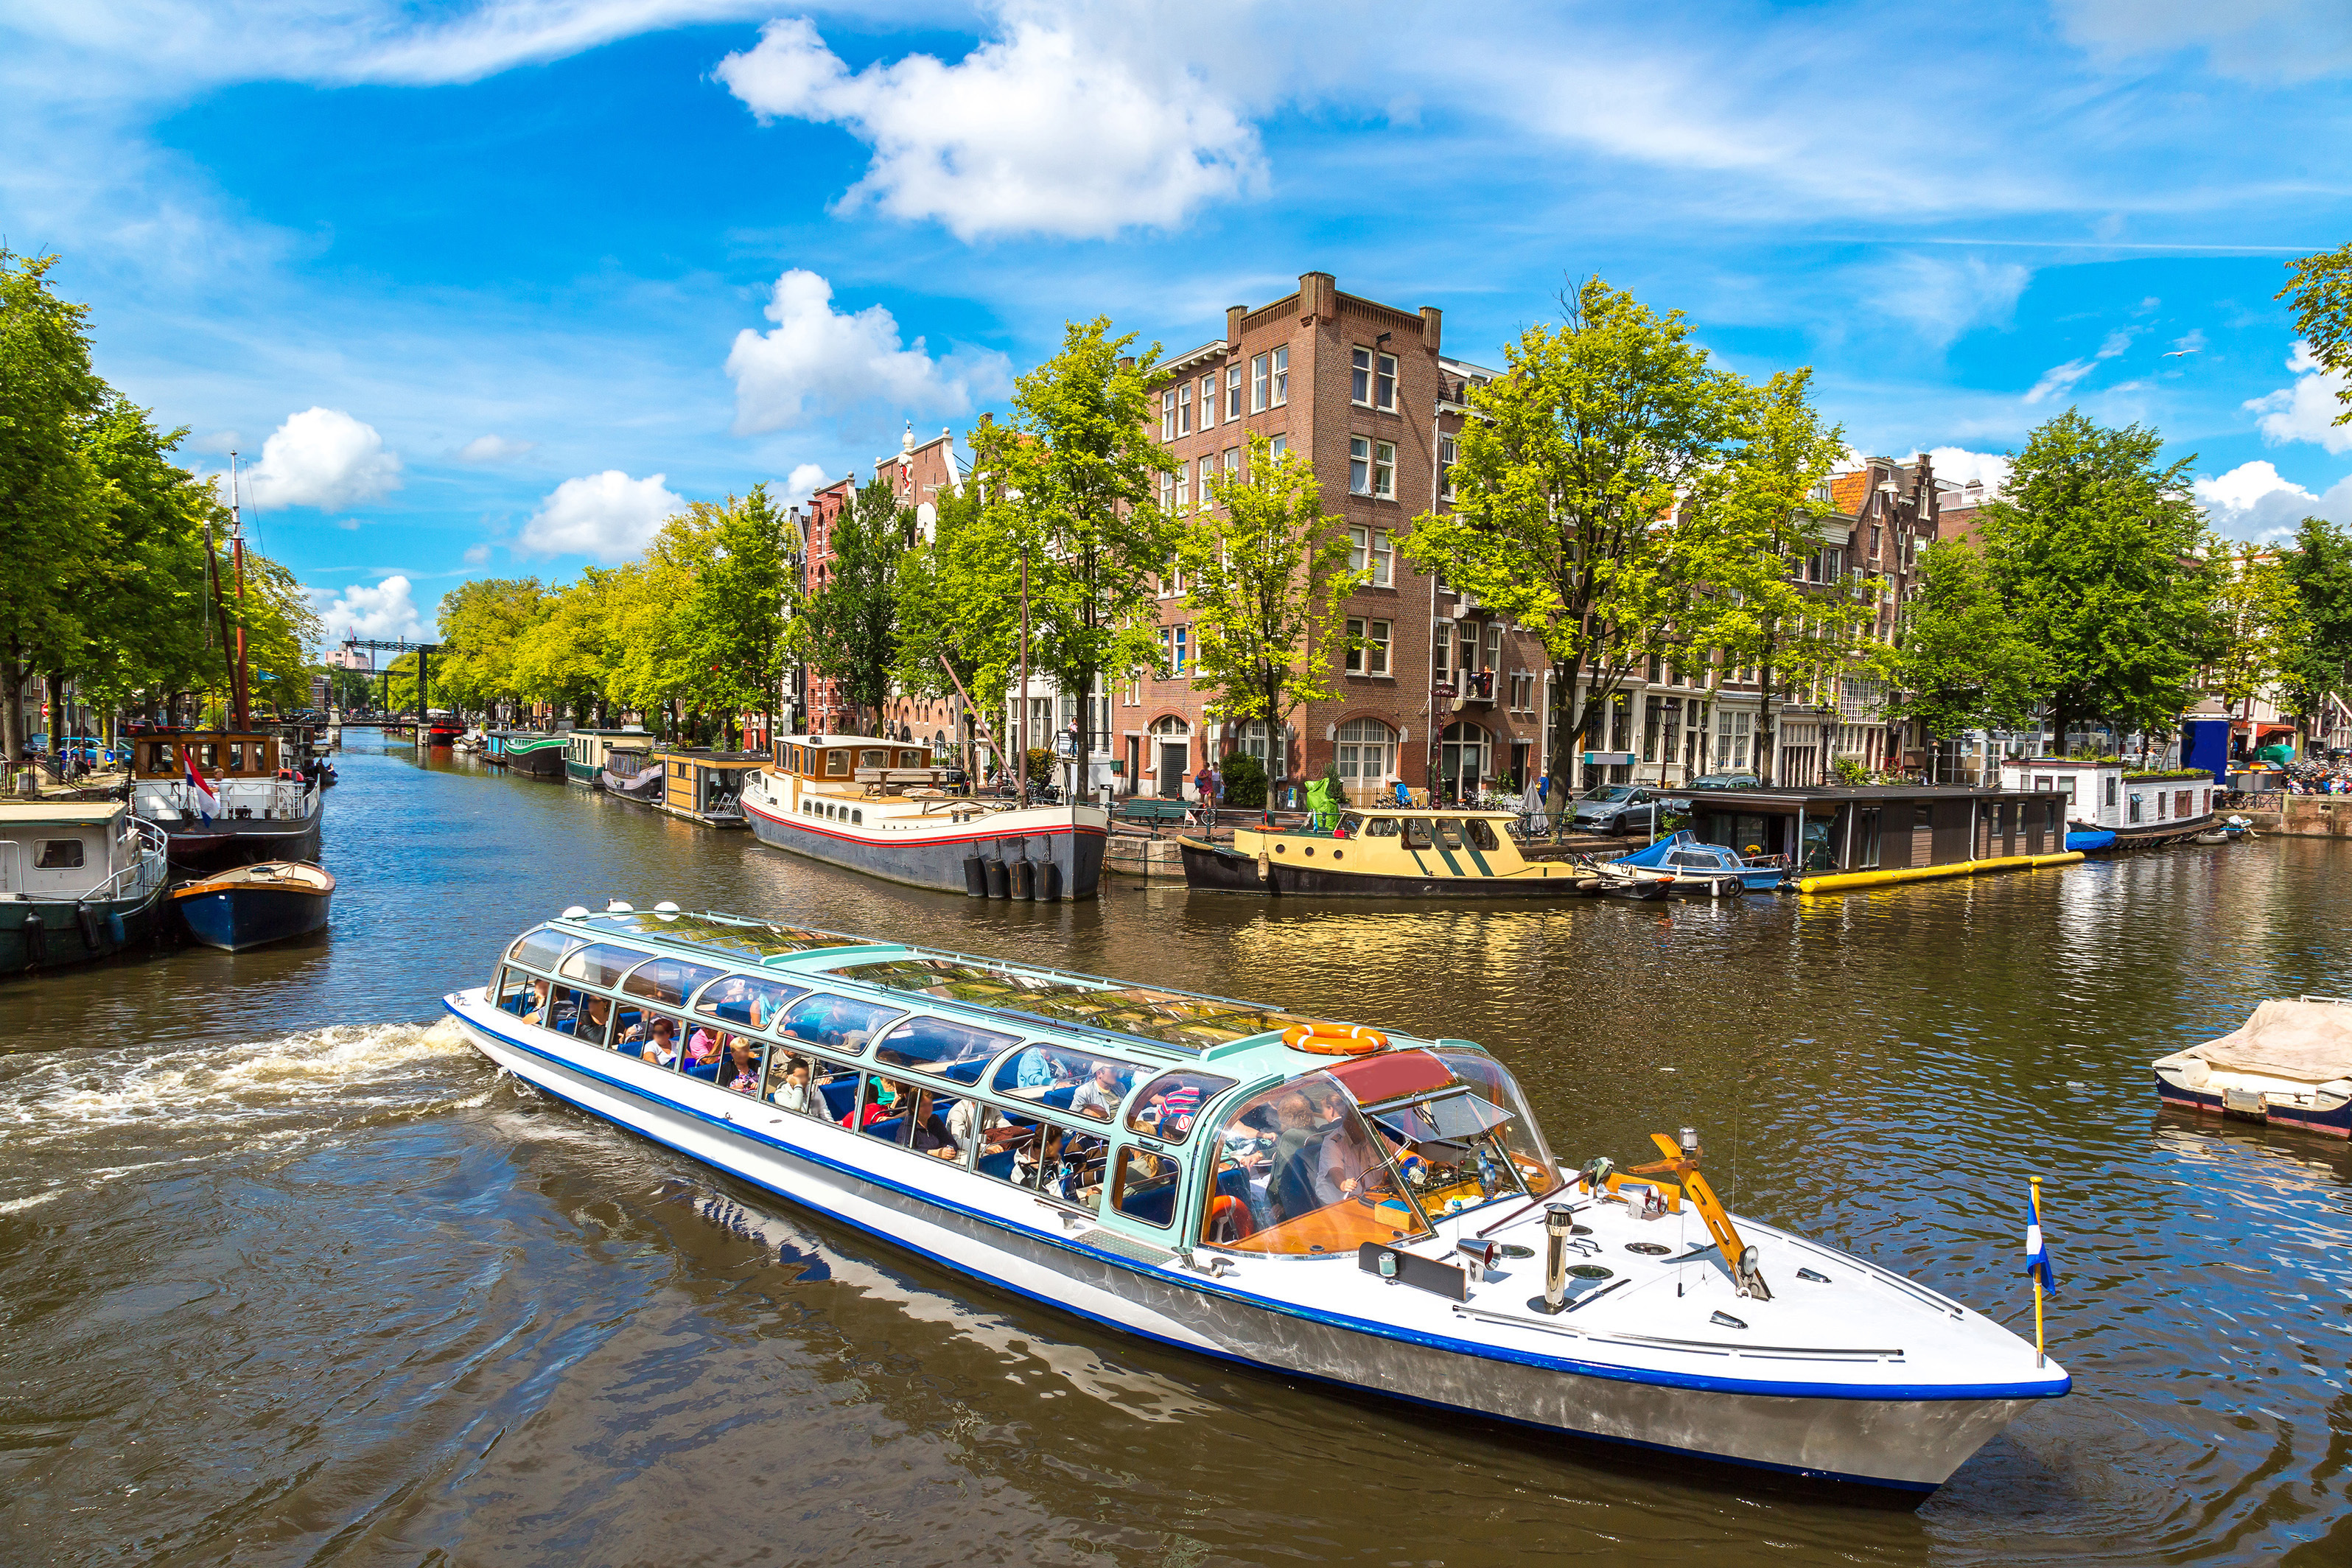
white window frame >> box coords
[1366,618,1392,676]
[1197,455,1216,512]
[1250,353,1268,413]
[1373,441,1396,500]
[1177,381,1192,436]
[1439,435,1457,500]
[1351,346,1373,405]
[1270,346,1289,406]
[1199,373,1217,430]
[1172,625,1189,676]
[1159,469,1175,515]
[1174,463,1189,513]
[1269,433,1287,461]
[1161,390,1176,441]
[1225,363,1243,420]
[1376,351,1398,412]
[1222,445,1239,482]
[1349,436,1372,496]
[1345,617,1365,673]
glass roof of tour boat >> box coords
[547,909,1376,1062]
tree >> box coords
[966,318,1177,768]
[1890,541,2049,776]
[684,486,797,749]
[894,472,1020,771]
[1978,410,2208,754]
[436,578,547,721]
[2202,541,2306,718]
[1399,278,1749,801]
[2281,242,2352,433]
[2280,516,2352,740]
[0,250,109,760]
[513,570,624,724]
[793,474,908,735]
[1687,368,1880,785]
[1177,433,1362,789]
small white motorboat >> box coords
[2152,997,2352,1138]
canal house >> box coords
[1679,785,2065,875]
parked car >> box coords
[1662,772,1763,814]
[1569,785,1661,836]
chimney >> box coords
[1420,305,1443,357]
[1226,304,1246,347]
[1300,271,1336,324]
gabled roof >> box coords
[1830,471,1873,516]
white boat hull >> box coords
[448,989,2056,1491]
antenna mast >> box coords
[228,452,252,730]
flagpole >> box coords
[2031,1175,2045,1369]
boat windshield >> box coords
[1409,1049,1560,1209]
[506,925,583,972]
[1199,1072,1433,1256]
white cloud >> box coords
[457,433,536,463]
[782,461,829,509]
[2245,342,2352,455]
[244,406,402,509]
[463,542,492,564]
[2194,459,2352,541]
[520,469,684,560]
[1863,254,2031,347]
[2024,329,2136,405]
[1927,447,2012,494]
[715,16,1266,239]
[2054,0,2352,85]
[724,268,1009,435]
[312,573,430,642]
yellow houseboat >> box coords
[649,747,766,827]
[1178,808,1603,898]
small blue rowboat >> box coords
[172,861,335,951]
[1609,830,1788,895]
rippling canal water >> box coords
[3,732,2348,1566]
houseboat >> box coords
[0,801,172,973]
[1179,808,1599,898]
[653,746,767,827]
[2152,997,2352,1138]
[601,742,665,802]
[740,735,1109,897]
[487,730,567,780]
[565,727,651,787]
[1997,759,2216,850]
[445,904,2068,1491]
[127,729,324,872]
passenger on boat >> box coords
[581,994,612,1039]
[843,1079,903,1130]
[901,1088,957,1155]
[771,1058,813,1113]
[945,1095,1007,1159]
[724,1036,763,1094]
[1070,1061,1129,1121]
[640,1017,679,1067]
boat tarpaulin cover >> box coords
[2187,1000,2352,1083]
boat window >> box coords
[1198,1074,1431,1256]
[557,942,655,989]
[859,749,887,769]
[505,925,584,972]
[776,993,901,1055]
[848,1077,961,1157]
[875,1016,1019,1084]
[34,840,84,869]
[1427,1049,1560,1202]
[1435,819,1464,850]
[826,750,849,777]
[679,1019,743,1082]
[972,1110,1106,1216]
[1401,819,1433,849]
[1667,851,1715,868]
[494,967,545,1021]
[620,955,727,1007]
[715,1033,767,1097]
[769,1052,858,1117]
[1110,1148,1180,1229]
[830,956,1294,1053]
[898,749,923,767]
[1465,819,1500,851]
[226,743,243,771]
[993,1045,1138,1121]
[619,1012,682,1065]
[199,743,217,769]
[852,809,864,825]
[1125,1071,1236,1143]
[1362,817,1399,838]
[693,973,805,1032]
[547,987,612,1046]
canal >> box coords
[1,732,2345,1566]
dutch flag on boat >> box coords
[183,750,219,822]
[2024,1185,2057,1295]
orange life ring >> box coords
[1280,1021,1390,1055]
[1205,1194,1255,1243]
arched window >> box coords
[1334,718,1394,797]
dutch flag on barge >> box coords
[183,750,220,822]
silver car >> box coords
[1569,785,1659,836]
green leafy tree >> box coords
[894,474,1019,771]
[606,505,721,738]
[684,486,797,749]
[1979,410,2208,754]
[1687,368,1881,784]
[2279,516,2352,738]
[2202,541,2306,717]
[1399,278,1749,799]
[1890,541,2050,777]
[1177,433,1362,786]
[793,474,909,735]
[436,578,547,721]
[966,318,1177,763]
[2281,242,2352,433]
[513,570,626,724]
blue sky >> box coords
[6,1,2351,645]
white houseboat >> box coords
[0,801,172,972]
[446,905,2067,1491]
[740,735,1108,899]
[1997,757,2218,850]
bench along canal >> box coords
[1,732,2345,1565]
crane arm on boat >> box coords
[1625,1130,1773,1301]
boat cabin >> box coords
[773,734,943,790]
[565,727,649,783]
[1995,758,2216,832]
[1674,785,2066,874]
[650,747,768,825]
[485,909,1561,1259]
[127,729,309,824]
[0,802,148,897]
[130,729,288,781]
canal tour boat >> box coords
[126,729,323,872]
[740,735,1110,898]
[445,905,2068,1491]
[1179,808,1600,898]
[0,801,172,973]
